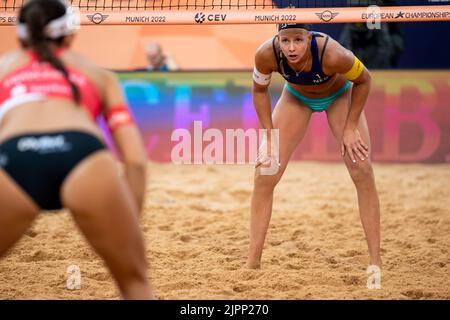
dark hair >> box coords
[19,0,80,104]
[277,23,311,32]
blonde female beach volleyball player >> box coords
[0,0,154,299]
[248,23,382,280]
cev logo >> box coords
[194,12,206,23]
[195,12,227,23]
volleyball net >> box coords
[1,0,450,24]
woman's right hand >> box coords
[256,130,280,175]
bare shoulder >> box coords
[100,68,120,85]
[63,50,112,91]
[64,50,103,74]
[254,37,278,74]
[91,66,121,101]
[71,58,122,106]
[320,35,354,74]
[0,50,26,79]
[255,38,275,60]
[313,31,329,42]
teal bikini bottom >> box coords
[285,81,351,112]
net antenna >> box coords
[1,1,450,25]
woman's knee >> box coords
[254,168,284,190]
[348,161,375,185]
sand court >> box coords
[1,162,448,299]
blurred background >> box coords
[1,0,449,163]
[2,0,450,70]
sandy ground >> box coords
[0,162,449,300]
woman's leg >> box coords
[247,88,313,269]
[0,171,40,258]
[325,87,382,267]
[60,151,154,299]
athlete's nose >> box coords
[289,41,295,52]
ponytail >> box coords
[20,1,80,104]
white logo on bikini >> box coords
[0,154,8,167]
[11,84,27,96]
[18,135,72,153]
[313,74,329,84]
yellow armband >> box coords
[343,56,364,81]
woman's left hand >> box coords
[341,127,369,163]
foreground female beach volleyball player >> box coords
[0,0,154,299]
[248,23,382,284]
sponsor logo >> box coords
[404,11,450,19]
[362,12,395,20]
[253,71,271,84]
[195,12,206,23]
[195,12,227,24]
[11,84,27,96]
[362,10,450,20]
[87,13,109,24]
[108,112,131,128]
[0,16,17,24]
[18,135,72,153]
[0,154,8,167]
[313,74,330,84]
[315,10,339,22]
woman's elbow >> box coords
[123,151,148,172]
[361,68,372,86]
[365,69,372,84]
[352,69,372,88]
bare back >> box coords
[0,48,114,142]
